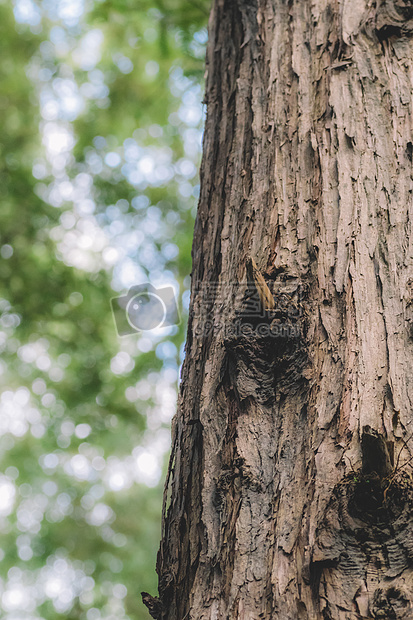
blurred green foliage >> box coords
[0,0,209,618]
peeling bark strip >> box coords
[152,0,413,618]
[245,256,276,310]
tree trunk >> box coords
[150,1,413,618]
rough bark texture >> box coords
[153,0,413,618]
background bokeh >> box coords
[0,0,209,617]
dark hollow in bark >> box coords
[361,425,394,478]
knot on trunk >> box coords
[224,258,307,405]
[223,261,308,403]
[371,586,411,619]
[224,308,305,404]
[375,0,413,37]
[311,475,413,617]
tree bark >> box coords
[151,0,413,618]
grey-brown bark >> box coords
[149,0,413,618]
